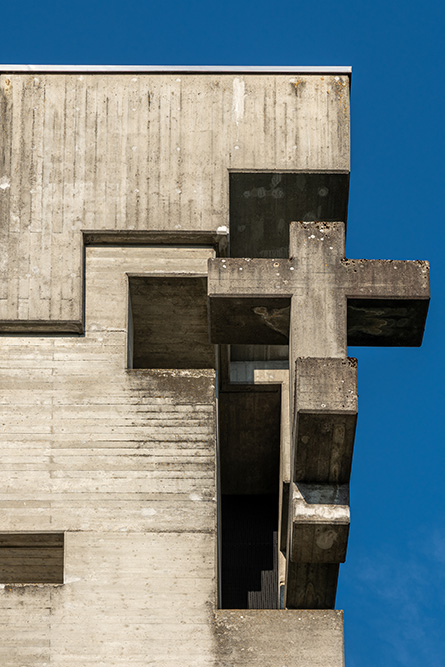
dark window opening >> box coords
[0,533,64,584]
[228,171,348,364]
[219,387,281,609]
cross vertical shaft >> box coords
[289,221,347,361]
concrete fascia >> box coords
[0,64,352,75]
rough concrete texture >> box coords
[0,246,218,666]
[208,220,430,610]
[291,482,350,563]
[294,357,358,484]
[208,222,430,354]
[285,562,340,610]
[0,73,349,326]
[0,71,353,665]
[214,610,344,666]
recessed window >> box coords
[0,533,64,584]
[128,276,215,369]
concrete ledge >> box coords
[0,65,353,74]
[214,609,344,666]
[83,229,228,254]
[290,483,350,563]
[285,563,340,609]
[294,358,358,483]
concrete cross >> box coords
[208,221,429,609]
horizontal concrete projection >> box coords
[284,358,356,609]
[293,357,358,484]
[208,288,429,347]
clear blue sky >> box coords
[2,1,444,665]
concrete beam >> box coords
[285,562,340,609]
[289,483,350,564]
[293,357,358,484]
[207,257,430,348]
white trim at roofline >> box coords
[0,64,352,74]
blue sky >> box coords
[2,1,444,664]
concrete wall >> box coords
[0,72,349,665]
[0,73,349,325]
[0,246,218,665]
[215,610,344,666]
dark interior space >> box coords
[229,171,349,258]
[219,386,281,609]
[129,276,215,368]
[219,388,281,495]
[227,171,348,367]
[221,495,278,609]
[230,343,289,362]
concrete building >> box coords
[0,66,429,665]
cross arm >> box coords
[207,258,293,344]
[342,258,430,298]
[208,258,296,297]
[342,259,430,346]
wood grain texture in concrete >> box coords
[0,72,352,665]
[0,246,218,665]
[0,73,350,324]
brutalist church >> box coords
[0,65,429,665]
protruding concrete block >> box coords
[285,562,340,609]
[293,357,358,483]
[207,222,430,354]
[214,609,345,666]
[289,483,350,564]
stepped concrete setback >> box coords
[0,66,429,665]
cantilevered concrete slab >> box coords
[285,563,340,609]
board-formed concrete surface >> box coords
[0,70,353,665]
[0,73,349,326]
[0,246,219,666]
[214,610,344,666]
[208,219,429,608]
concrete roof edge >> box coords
[0,64,352,74]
